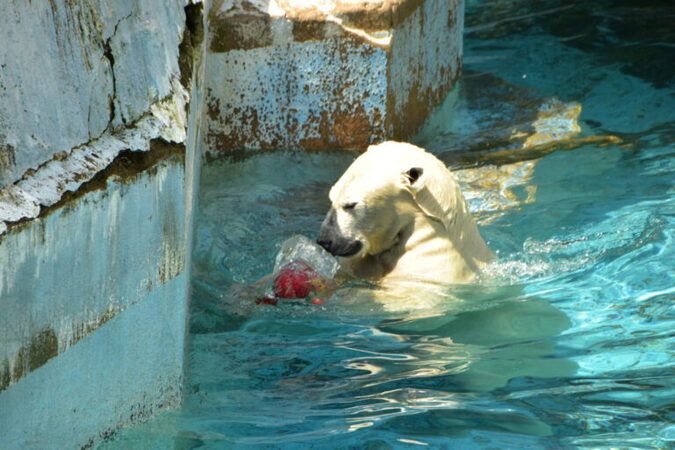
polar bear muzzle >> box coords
[317,207,364,257]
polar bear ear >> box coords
[403,167,424,186]
[404,165,460,231]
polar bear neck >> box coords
[393,209,493,284]
[349,205,494,285]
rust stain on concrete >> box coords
[292,20,326,42]
[387,56,463,141]
[209,3,272,52]
[332,104,376,149]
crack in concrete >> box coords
[102,13,133,130]
[0,82,188,238]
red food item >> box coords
[274,261,320,299]
[310,297,325,305]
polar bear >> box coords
[318,141,494,286]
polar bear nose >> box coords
[318,208,363,257]
[317,234,363,257]
[317,238,333,253]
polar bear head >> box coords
[317,141,468,260]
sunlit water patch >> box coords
[103,1,674,448]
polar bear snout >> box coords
[317,208,363,257]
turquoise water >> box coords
[104,1,674,448]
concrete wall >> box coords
[0,152,188,449]
[0,0,189,188]
[0,0,205,447]
[204,0,464,154]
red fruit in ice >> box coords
[274,261,319,299]
[310,297,325,305]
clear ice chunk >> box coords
[273,235,340,279]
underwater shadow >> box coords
[375,284,578,393]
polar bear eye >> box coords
[342,202,357,211]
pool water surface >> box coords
[103,1,674,448]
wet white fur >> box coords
[329,141,494,285]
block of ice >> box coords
[273,235,340,279]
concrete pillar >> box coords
[204,0,464,154]
[0,1,205,448]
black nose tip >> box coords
[317,239,332,252]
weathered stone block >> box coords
[0,147,188,448]
[205,0,464,153]
[0,0,186,188]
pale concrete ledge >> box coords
[204,0,464,153]
[0,83,187,237]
